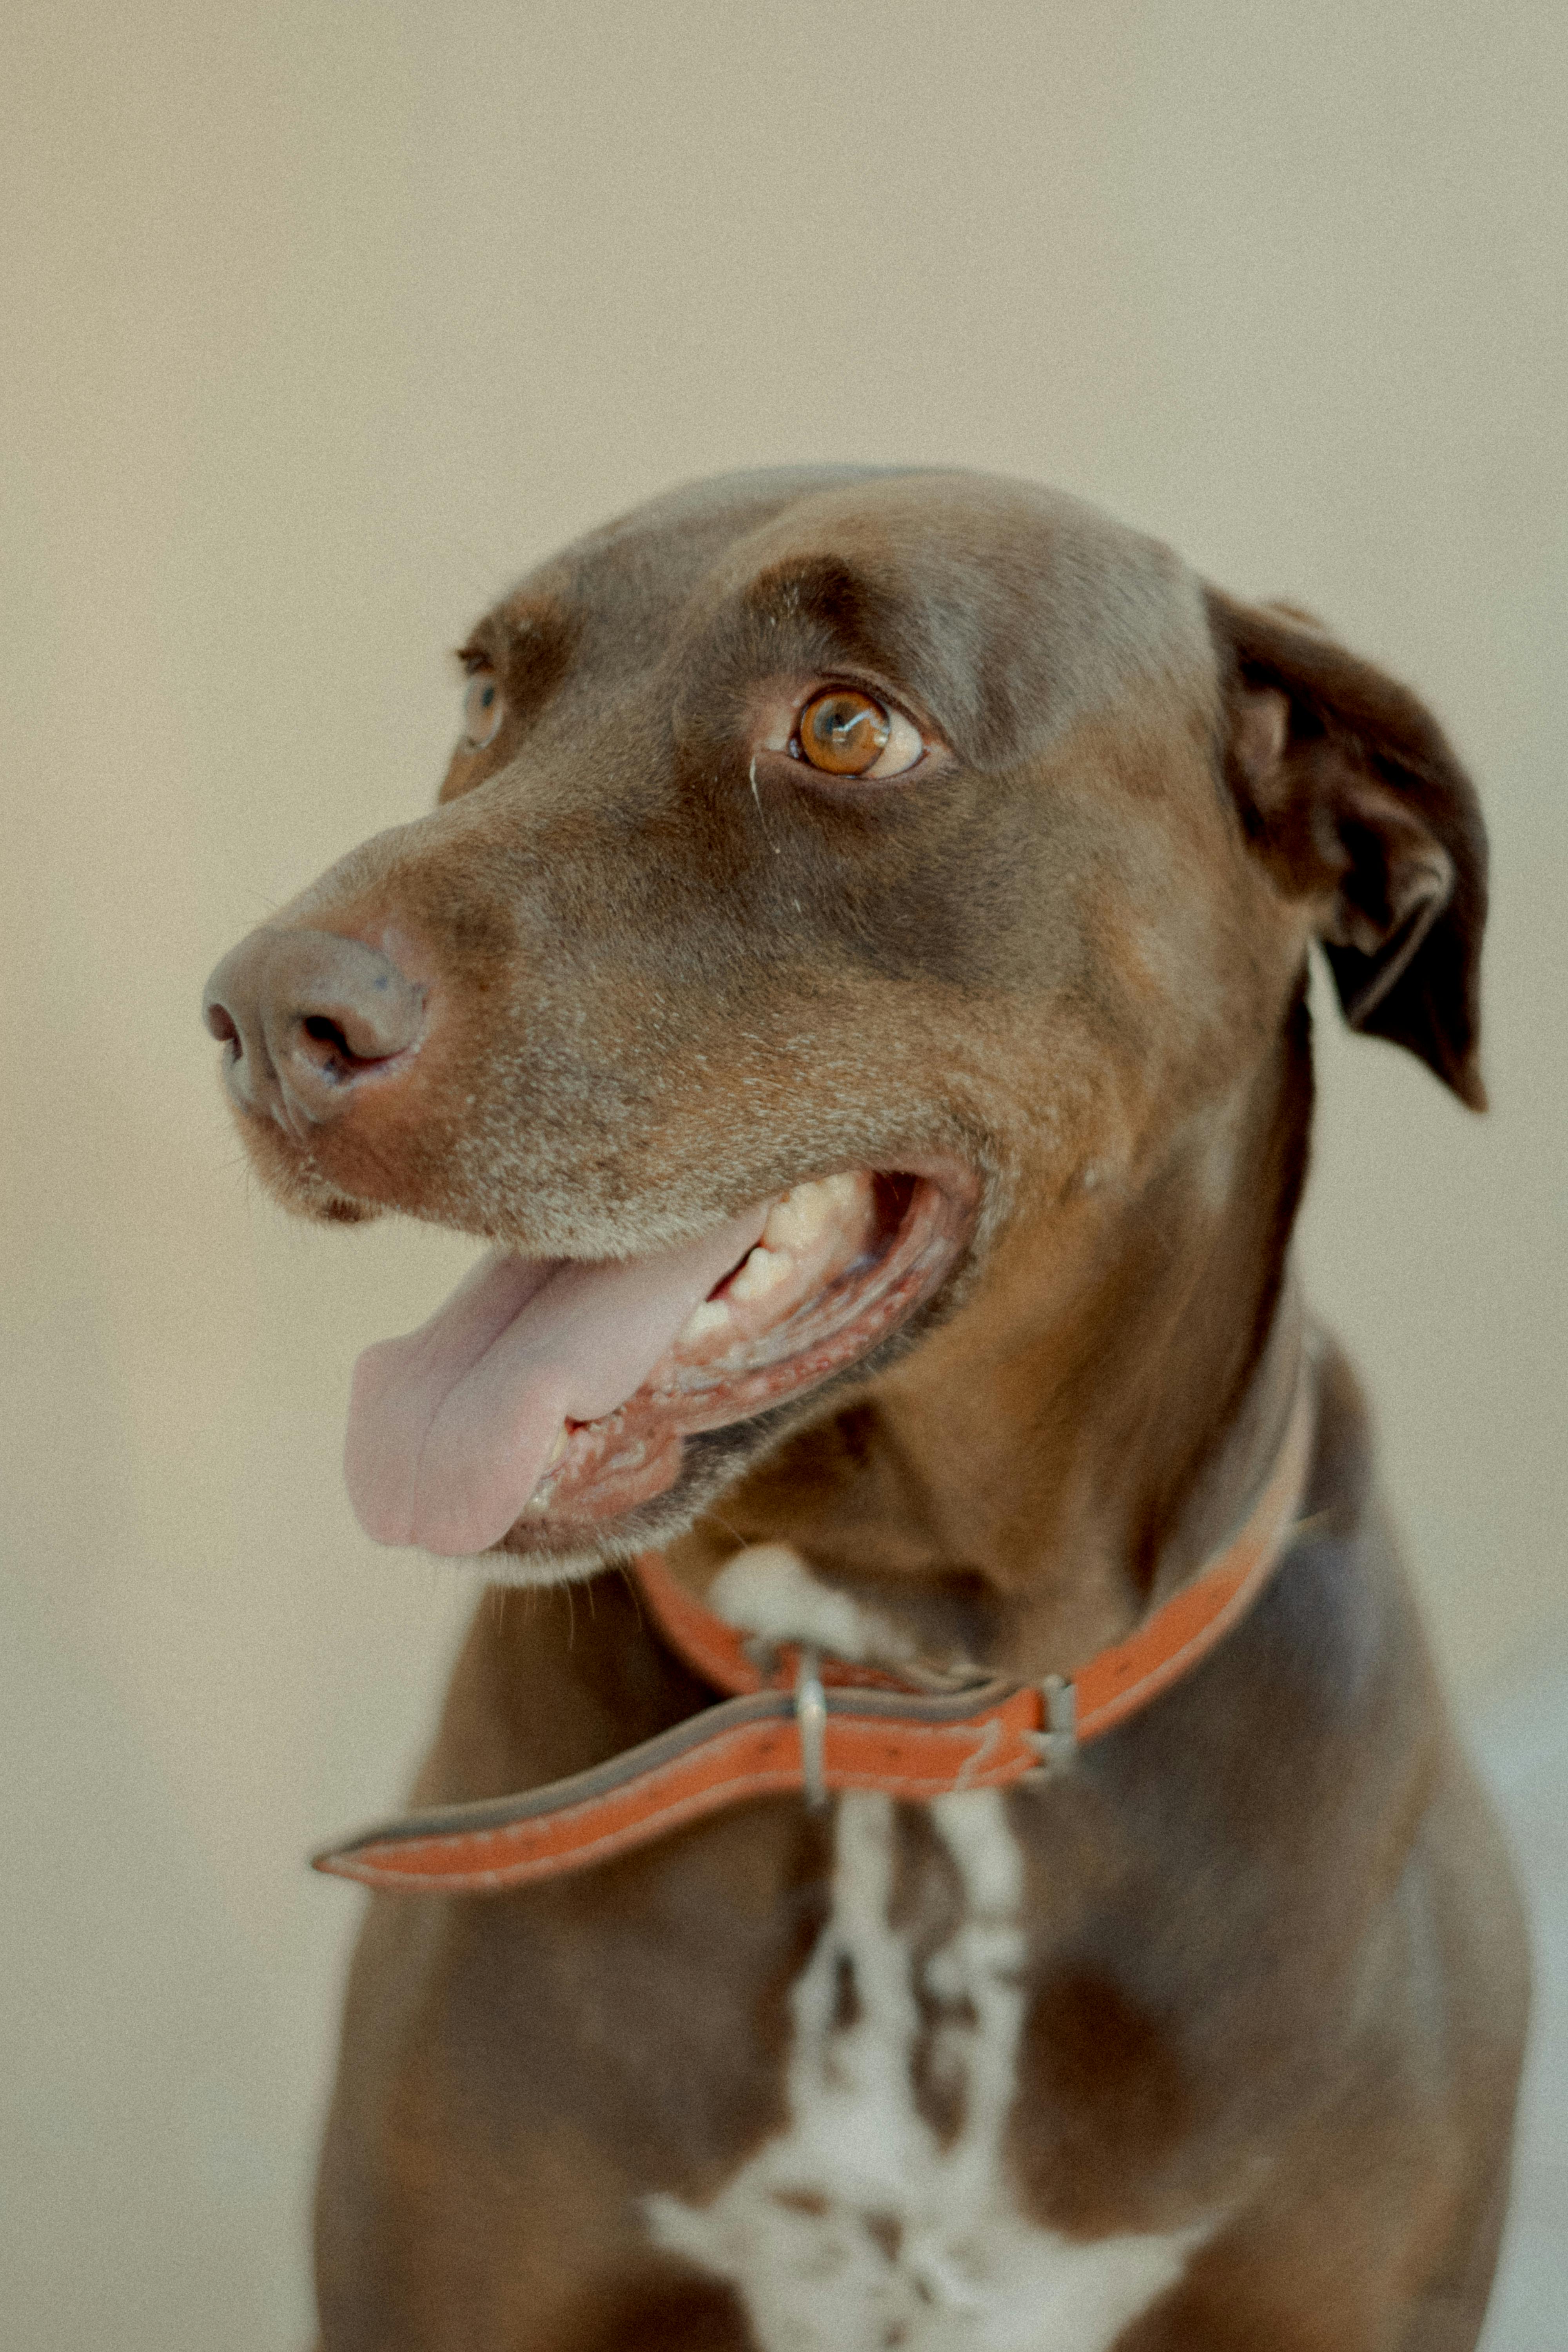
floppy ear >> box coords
[1206,587,1488,1109]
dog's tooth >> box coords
[760,1199,793,1250]
[764,1184,833,1252]
[547,1426,570,1467]
[681,1298,733,1341]
[730,1243,793,1301]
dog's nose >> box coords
[202,927,426,1130]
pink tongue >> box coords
[343,1204,769,1555]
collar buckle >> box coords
[1021,1672,1078,1783]
[794,1644,829,1809]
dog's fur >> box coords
[210,470,1526,2348]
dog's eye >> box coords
[797,691,923,779]
[461,671,504,750]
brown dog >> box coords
[204,470,1527,2350]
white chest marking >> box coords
[708,1543,923,1671]
[646,1789,1214,2350]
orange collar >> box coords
[315,1367,1314,1895]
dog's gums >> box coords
[343,1170,970,1557]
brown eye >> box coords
[462,670,504,750]
[799,690,892,775]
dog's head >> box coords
[204,468,1485,1578]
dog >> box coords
[204,468,1527,2350]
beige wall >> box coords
[3,2,1564,2341]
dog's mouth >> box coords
[343,1170,971,1557]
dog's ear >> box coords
[1206,587,1488,1109]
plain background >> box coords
[3,3,1564,2344]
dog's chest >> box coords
[646,1788,1210,2350]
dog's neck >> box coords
[668,1009,1314,1682]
